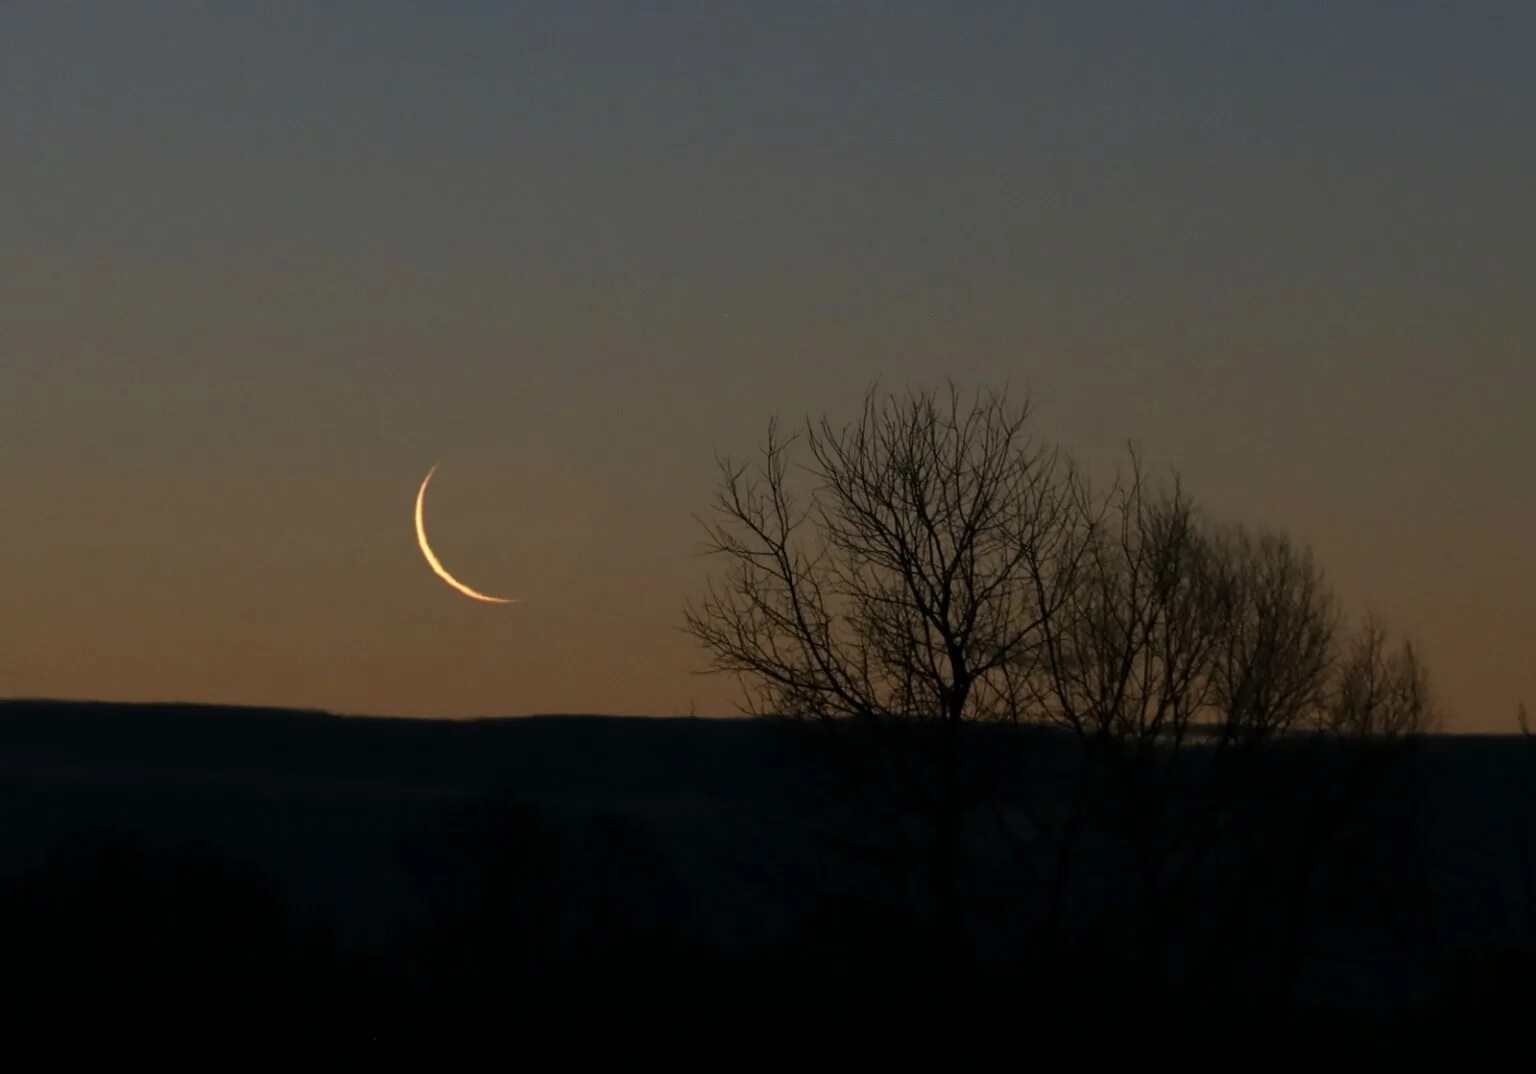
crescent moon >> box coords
[414,465,520,605]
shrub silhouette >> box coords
[0,829,337,1029]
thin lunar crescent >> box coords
[414,465,519,605]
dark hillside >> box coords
[0,699,1531,1062]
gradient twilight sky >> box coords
[2,3,1532,728]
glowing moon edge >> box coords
[414,465,520,605]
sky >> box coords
[1,2,1531,729]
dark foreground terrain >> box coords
[0,700,1531,1067]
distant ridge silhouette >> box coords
[0,697,1531,1062]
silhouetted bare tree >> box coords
[684,384,1086,961]
[1018,469,1439,1001]
[686,382,1441,1005]
[1331,618,1439,738]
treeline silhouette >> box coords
[0,702,1531,1065]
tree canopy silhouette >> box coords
[684,384,1083,951]
[685,383,1075,725]
[685,382,1441,985]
